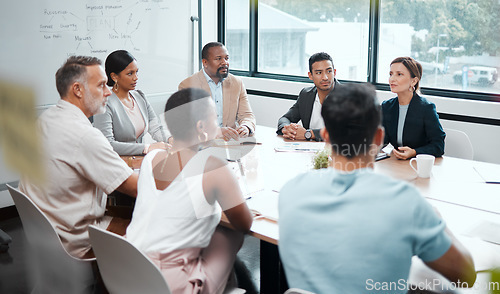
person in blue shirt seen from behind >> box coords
[279,83,475,293]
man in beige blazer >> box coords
[179,42,256,140]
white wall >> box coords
[243,76,500,164]
[200,0,218,51]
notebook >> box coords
[473,165,500,184]
[245,189,279,222]
[274,142,325,153]
[376,151,390,161]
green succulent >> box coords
[312,148,331,169]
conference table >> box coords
[120,125,500,293]
[217,125,500,294]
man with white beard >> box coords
[19,56,138,259]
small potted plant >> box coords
[312,147,331,169]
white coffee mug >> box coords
[409,154,435,178]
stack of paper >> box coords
[245,189,279,222]
[473,165,500,184]
[274,142,325,153]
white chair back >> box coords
[88,225,246,294]
[7,184,95,294]
[88,225,171,294]
[444,128,474,160]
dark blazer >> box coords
[276,82,338,141]
[382,93,445,157]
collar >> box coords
[202,68,224,85]
[314,92,321,104]
[57,99,92,126]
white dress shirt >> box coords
[309,93,325,130]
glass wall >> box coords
[379,0,500,95]
[257,0,369,79]
[224,0,500,98]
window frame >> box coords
[219,0,500,102]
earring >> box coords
[409,85,415,92]
[198,131,208,143]
[113,81,118,92]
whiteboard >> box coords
[0,0,195,106]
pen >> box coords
[237,159,245,177]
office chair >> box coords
[88,225,246,294]
[7,184,95,294]
[444,128,474,160]
[88,225,171,294]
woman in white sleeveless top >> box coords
[126,88,253,294]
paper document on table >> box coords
[245,189,279,222]
[213,138,261,146]
[376,144,393,161]
[463,220,500,245]
[473,165,500,184]
[456,235,500,272]
[274,142,325,153]
[382,143,395,154]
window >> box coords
[257,0,369,79]
[225,0,250,71]
[379,0,500,95]
[223,0,500,99]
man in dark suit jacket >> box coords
[277,52,338,141]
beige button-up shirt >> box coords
[20,99,133,258]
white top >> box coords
[19,99,133,258]
[397,104,409,146]
[309,93,325,130]
[203,68,224,127]
[127,148,222,254]
[121,95,146,139]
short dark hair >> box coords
[201,42,224,60]
[55,56,101,98]
[105,50,136,87]
[321,83,381,159]
[164,88,212,141]
[309,52,334,73]
[390,56,422,93]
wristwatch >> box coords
[304,129,312,141]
